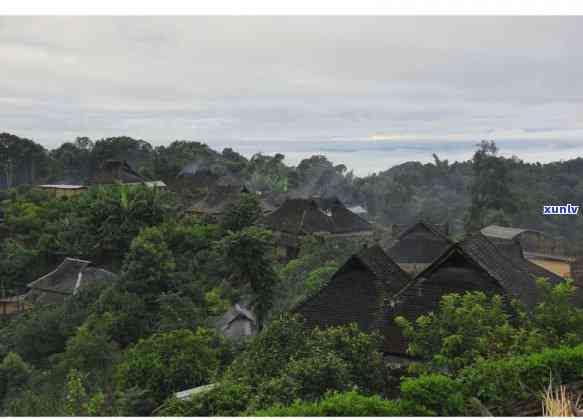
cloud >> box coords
[0,16,581,152]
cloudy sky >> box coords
[1,16,582,172]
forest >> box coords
[0,131,583,416]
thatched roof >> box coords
[387,221,452,264]
[89,160,145,185]
[27,258,117,305]
[260,196,372,236]
[190,184,250,216]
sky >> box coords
[1,16,583,174]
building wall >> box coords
[528,258,571,278]
[520,231,565,256]
[223,319,256,341]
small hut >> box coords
[215,303,257,341]
[27,258,118,305]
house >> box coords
[0,295,29,315]
[26,258,118,305]
[383,233,567,356]
[89,160,166,190]
[387,221,452,275]
[481,224,573,277]
[190,184,251,221]
[214,303,257,341]
[90,160,145,185]
[295,245,411,334]
[260,196,374,259]
[169,161,223,196]
[37,184,88,198]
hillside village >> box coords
[1,132,583,416]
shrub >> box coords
[252,390,431,416]
[400,373,465,415]
[157,381,253,416]
[459,343,583,405]
[116,328,219,404]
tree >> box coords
[220,227,279,328]
[0,352,31,403]
[466,140,516,232]
[116,328,220,405]
[394,281,583,373]
[120,226,177,304]
[221,193,262,232]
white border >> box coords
[1,0,583,15]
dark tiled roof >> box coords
[382,233,570,355]
[387,221,452,264]
[89,160,145,185]
[260,196,372,235]
[27,258,117,305]
[295,245,412,339]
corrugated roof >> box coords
[481,225,533,240]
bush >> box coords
[400,374,465,416]
[459,343,583,405]
[158,381,253,416]
[252,390,431,416]
[116,328,220,404]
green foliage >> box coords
[251,390,431,416]
[0,352,31,403]
[120,226,177,303]
[0,239,41,295]
[116,328,220,404]
[395,282,583,373]
[466,140,516,231]
[221,193,262,232]
[273,234,365,317]
[458,343,583,407]
[400,374,465,415]
[212,317,386,415]
[158,381,252,416]
[220,227,278,327]
[57,326,118,378]
[85,287,150,347]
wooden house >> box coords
[295,245,411,334]
[260,196,374,259]
[481,224,573,277]
[214,303,257,341]
[383,233,567,356]
[0,294,29,315]
[387,221,452,275]
[190,183,251,221]
[27,257,118,305]
[90,160,145,185]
